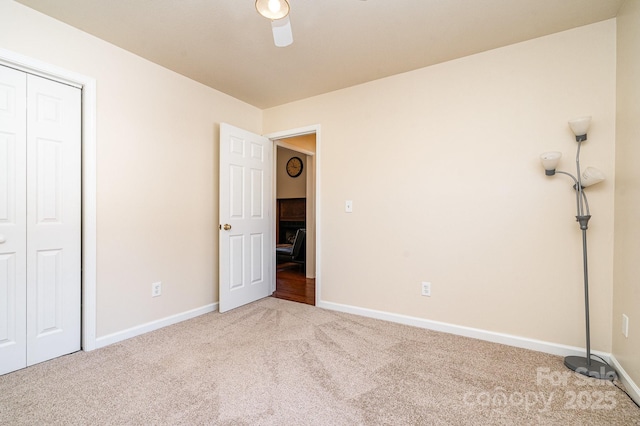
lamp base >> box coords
[564,356,617,380]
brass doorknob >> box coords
[223,224,232,231]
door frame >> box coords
[265,125,321,304]
[0,48,98,351]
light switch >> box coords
[345,200,353,213]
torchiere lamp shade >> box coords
[540,151,562,175]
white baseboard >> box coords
[317,300,611,360]
[94,303,218,349]
[610,355,640,405]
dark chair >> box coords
[276,228,306,265]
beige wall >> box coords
[264,21,617,351]
[614,0,640,388]
[2,1,629,377]
[277,147,307,199]
[0,2,262,337]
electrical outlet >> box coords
[421,282,431,297]
[152,282,162,297]
[622,314,629,338]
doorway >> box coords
[271,132,317,306]
[218,123,319,311]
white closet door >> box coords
[0,66,28,375]
[25,74,81,366]
[0,66,81,375]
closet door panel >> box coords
[0,65,27,375]
[26,74,81,366]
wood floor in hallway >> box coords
[272,263,315,305]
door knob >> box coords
[222,224,232,231]
[0,235,5,243]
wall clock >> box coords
[286,156,303,177]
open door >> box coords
[219,123,273,313]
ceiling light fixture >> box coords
[256,0,290,20]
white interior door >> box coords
[26,74,81,366]
[0,65,28,375]
[219,123,273,313]
[0,66,81,375]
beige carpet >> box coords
[1,297,639,425]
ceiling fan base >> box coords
[272,16,293,47]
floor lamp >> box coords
[540,116,617,380]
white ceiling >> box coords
[16,0,624,109]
